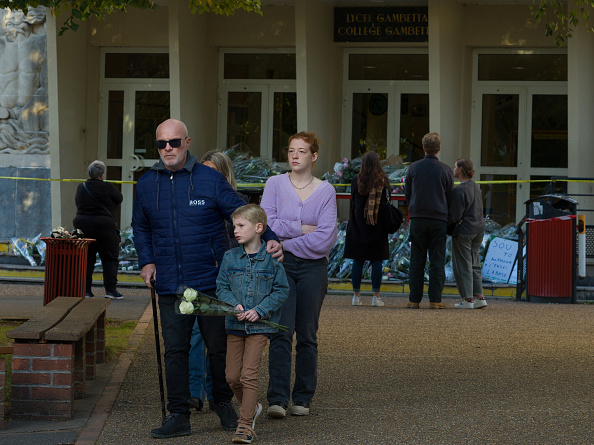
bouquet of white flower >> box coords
[174,286,288,331]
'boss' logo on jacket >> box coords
[189,199,206,206]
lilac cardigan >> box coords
[261,173,338,260]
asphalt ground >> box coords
[1,284,594,444]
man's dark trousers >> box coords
[158,289,234,415]
[408,218,447,303]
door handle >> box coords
[130,154,145,172]
[130,154,140,172]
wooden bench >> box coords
[7,297,110,420]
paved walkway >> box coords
[1,284,594,444]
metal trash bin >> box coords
[524,194,578,304]
[40,237,95,305]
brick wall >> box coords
[11,343,74,420]
[0,357,5,430]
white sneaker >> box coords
[289,403,310,416]
[474,298,488,309]
[352,295,362,306]
[371,296,385,307]
[252,403,262,429]
[267,403,287,418]
[454,300,474,309]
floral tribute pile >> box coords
[327,218,519,284]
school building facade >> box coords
[3,0,594,238]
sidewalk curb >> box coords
[75,301,154,444]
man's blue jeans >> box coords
[189,319,213,403]
[267,253,328,406]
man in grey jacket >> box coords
[404,132,454,308]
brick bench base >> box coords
[1,357,5,430]
[11,343,75,420]
[8,297,109,420]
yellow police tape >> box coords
[1,176,594,187]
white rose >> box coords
[179,301,195,315]
[183,288,198,302]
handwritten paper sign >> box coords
[482,237,518,284]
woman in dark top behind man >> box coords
[344,151,392,307]
[449,158,487,309]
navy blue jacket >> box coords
[405,154,454,222]
[132,153,278,295]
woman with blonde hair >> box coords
[188,150,248,413]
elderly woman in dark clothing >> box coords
[73,160,123,299]
[344,151,392,307]
[449,158,487,309]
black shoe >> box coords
[188,397,203,412]
[214,400,238,431]
[150,413,191,439]
[105,290,124,300]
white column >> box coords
[428,0,463,167]
[46,10,62,228]
[567,26,594,215]
[294,0,342,175]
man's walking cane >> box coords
[150,278,167,423]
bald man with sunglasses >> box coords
[132,119,283,439]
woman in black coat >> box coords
[73,160,123,299]
[344,151,391,307]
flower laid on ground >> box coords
[174,286,288,331]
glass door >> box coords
[471,87,567,225]
[218,84,297,163]
[98,84,170,229]
[342,85,428,161]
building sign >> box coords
[334,7,428,43]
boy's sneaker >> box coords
[371,296,385,307]
[214,400,238,431]
[105,290,124,300]
[474,298,488,309]
[150,413,191,438]
[252,402,262,429]
[454,300,474,309]
[352,295,362,306]
[232,426,255,444]
[267,402,287,418]
[85,292,94,298]
[289,402,310,416]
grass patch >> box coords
[104,319,138,362]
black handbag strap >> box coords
[83,182,113,218]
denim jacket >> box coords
[216,240,289,334]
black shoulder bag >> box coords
[383,188,403,234]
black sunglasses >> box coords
[155,137,187,150]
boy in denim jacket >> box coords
[216,204,289,444]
